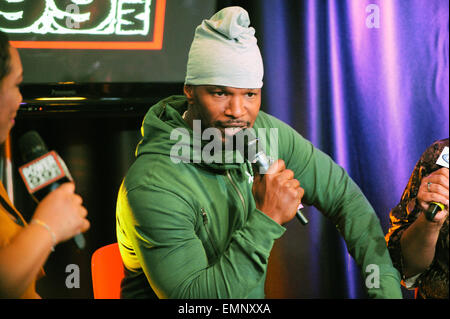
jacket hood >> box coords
[136,95,245,172]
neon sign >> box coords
[0,0,166,50]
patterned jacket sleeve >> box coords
[385,139,449,287]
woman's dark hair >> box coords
[0,31,11,83]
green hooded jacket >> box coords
[116,95,402,299]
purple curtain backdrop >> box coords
[220,0,449,298]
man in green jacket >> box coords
[116,6,402,299]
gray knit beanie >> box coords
[184,6,264,89]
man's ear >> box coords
[183,85,194,104]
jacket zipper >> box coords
[201,208,220,258]
[226,170,246,213]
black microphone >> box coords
[18,131,86,249]
[238,130,309,225]
[424,146,449,221]
[425,202,445,221]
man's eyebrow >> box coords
[206,85,226,90]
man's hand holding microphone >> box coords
[252,159,305,225]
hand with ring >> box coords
[417,168,449,223]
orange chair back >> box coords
[91,243,124,299]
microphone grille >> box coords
[18,130,49,163]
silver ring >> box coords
[427,182,432,192]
